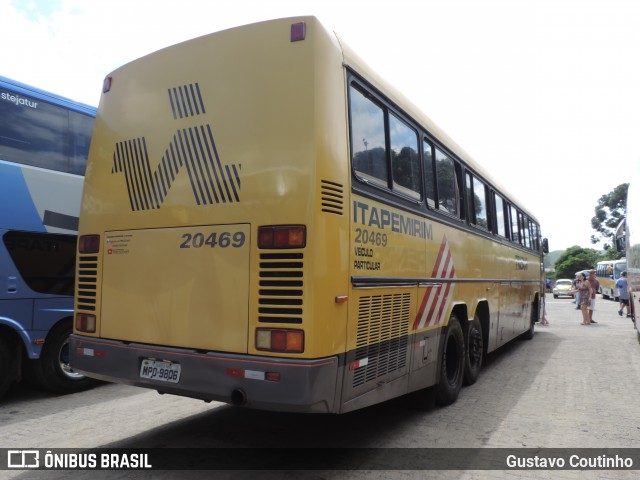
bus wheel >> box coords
[0,335,18,398]
[26,321,98,394]
[463,315,483,386]
[435,315,464,406]
[522,301,537,340]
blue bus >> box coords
[0,76,97,398]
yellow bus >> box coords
[70,16,547,413]
[595,259,627,300]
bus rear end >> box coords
[70,17,351,412]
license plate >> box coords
[139,359,181,383]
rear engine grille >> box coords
[353,293,411,387]
[76,255,98,312]
[258,253,304,324]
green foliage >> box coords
[591,183,629,248]
[554,245,599,279]
[544,250,563,269]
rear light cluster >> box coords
[257,225,305,249]
[75,313,96,333]
[256,328,304,353]
[79,234,100,254]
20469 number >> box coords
[180,231,246,249]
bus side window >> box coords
[435,148,458,216]
[494,193,507,237]
[522,214,531,248]
[466,173,488,230]
[349,85,388,187]
[509,205,520,243]
[68,110,93,175]
[0,96,68,173]
[423,139,436,208]
[531,221,540,251]
[389,113,421,199]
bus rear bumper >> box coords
[69,335,340,413]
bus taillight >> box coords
[75,313,96,333]
[79,234,101,253]
[256,328,304,353]
[257,225,306,249]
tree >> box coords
[554,246,599,279]
[591,183,628,250]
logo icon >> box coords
[111,83,241,211]
[8,450,40,469]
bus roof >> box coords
[0,75,96,116]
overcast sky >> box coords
[2,0,638,252]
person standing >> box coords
[573,272,593,325]
[587,270,600,324]
[540,297,549,325]
[616,271,630,317]
[573,274,581,310]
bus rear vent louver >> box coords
[258,253,304,324]
[320,180,344,215]
[353,293,411,388]
[76,255,99,312]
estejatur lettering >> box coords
[1,91,38,109]
[353,201,432,240]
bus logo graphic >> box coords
[413,236,456,330]
[111,83,241,211]
[168,83,206,120]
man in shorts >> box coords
[587,270,600,323]
[616,271,630,317]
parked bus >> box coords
[0,76,97,398]
[626,180,639,339]
[595,259,627,300]
[70,17,547,413]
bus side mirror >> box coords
[542,238,549,254]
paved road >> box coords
[1,295,639,479]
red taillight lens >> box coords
[255,329,304,353]
[271,330,287,351]
[75,313,96,333]
[79,235,100,254]
[257,226,306,249]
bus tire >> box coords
[522,301,537,340]
[435,315,464,406]
[0,335,18,399]
[463,315,483,386]
[26,321,98,394]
